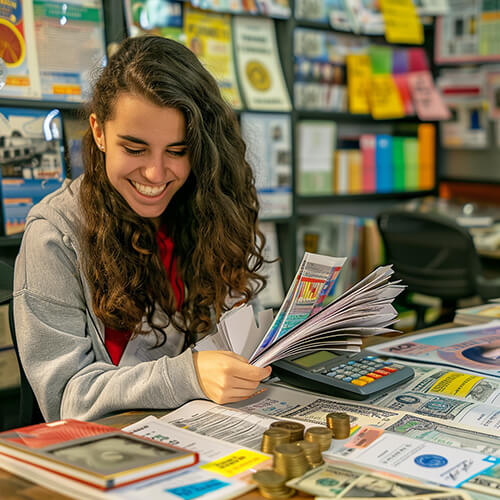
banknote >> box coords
[465,464,500,498]
[385,414,500,457]
[286,462,447,497]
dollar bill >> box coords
[465,463,500,498]
[385,414,500,457]
[286,462,447,497]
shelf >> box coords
[0,235,22,248]
[0,98,82,111]
[295,110,436,123]
[296,191,436,217]
[440,177,500,186]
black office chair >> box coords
[377,209,500,330]
[0,259,44,427]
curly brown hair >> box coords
[80,35,266,348]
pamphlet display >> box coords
[233,16,291,111]
[241,112,292,218]
[184,6,242,109]
[0,107,66,235]
[0,0,40,99]
[33,0,107,102]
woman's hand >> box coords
[192,351,272,404]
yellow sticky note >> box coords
[370,74,405,119]
[346,54,371,114]
[380,0,424,45]
[201,450,270,478]
[430,372,484,399]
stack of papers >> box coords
[197,252,404,367]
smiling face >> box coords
[89,93,191,223]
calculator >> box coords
[271,350,414,400]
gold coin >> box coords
[245,60,271,91]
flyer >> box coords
[371,322,500,377]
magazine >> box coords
[370,322,500,377]
[197,252,404,367]
[454,303,500,325]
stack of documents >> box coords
[198,252,404,367]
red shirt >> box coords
[104,227,184,366]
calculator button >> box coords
[375,358,386,363]
[384,367,398,373]
[359,376,375,383]
[351,379,367,386]
[335,374,344,379]
[347,361,356,365]
[343,377,353,382]
[392,364,406,369]
[364,356,377,360]
[367,372,382,379]
[339,364,346,368]
[374,369,390,376]
[326,372,336,377]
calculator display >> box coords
[292,351,337,368]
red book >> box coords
[0,419,198,490]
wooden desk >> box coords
[0,324,462,500]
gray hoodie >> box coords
[13,176,207,422]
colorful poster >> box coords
[33,0,107,102]
[372,322,500,377]
[233,16,291,111]
[184,7,241,109]
[0,0,40,98]
[0,107,66,235]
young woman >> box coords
[13,35,271,422]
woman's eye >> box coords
[124,146,144,155]
[167,149,187,157]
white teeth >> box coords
[131,181,167,197]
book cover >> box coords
[347,149,362,194]
[392,136,405,192]
[0,107,66,235]
[375,134,393,193]
[0,419,198,490]
[360,134,376,193]
[233,16,291,111]
[33,0,107,102]
[184,6,242,109]
[297,121,335,196]
[417,123,435,190]
[240,112,292,218]
[0,0,41,99]
[402,136,419,191]
[334,150,349,194]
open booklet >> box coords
[196,252,405,367]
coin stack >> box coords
[326,412,351,439]
[304,426,332,451]
[273,442,311,480]
[261,428,291,454]
[252,469,295,499]
[270,421,305,442]
[296,439,324,467]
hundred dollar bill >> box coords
[286,462,448,497]
[385,414,500,457]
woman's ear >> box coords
[89,113,106,152]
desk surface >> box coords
[0,324,461,500]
